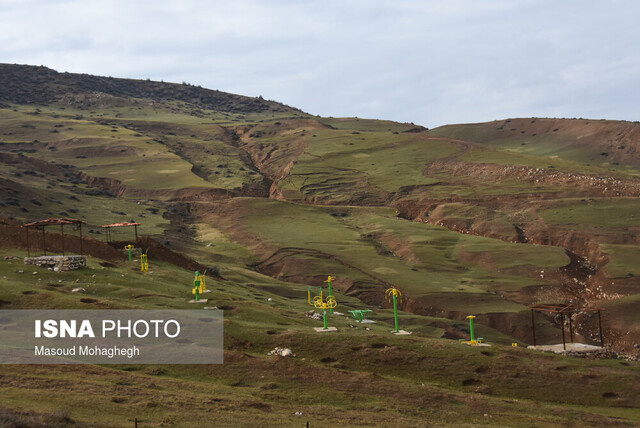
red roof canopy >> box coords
[24,217,85,227]
[101,222,141,228]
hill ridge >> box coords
[0,63,300,114]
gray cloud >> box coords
[0,0,638,127]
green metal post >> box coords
[469,317,475,341]
[195,287,200,302]
[323,309,328,330]
[393,294,399,333]
[127,247,132,261]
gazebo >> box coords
[101,222,141,243]
[529,303,604,350]
[24,217,86,257]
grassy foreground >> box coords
[1,248,640,427]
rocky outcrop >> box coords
[24,255,86,271]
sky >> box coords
[1,0,639,128]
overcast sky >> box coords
[1,0,639,128]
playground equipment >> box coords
[460,315,484,346]
[194,270,208,293]
[349,309,372,323]
[124,244,134,261]
[191,270,210,303]
[307,287,323,306]
[324,276,336,313]
[140,252,148,272]
[192,283,201,301]
[385,287,402,333]
[313,294,338,331]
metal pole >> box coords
[393,294,399,333]
[79,223,83,256]
[469,317,475,342]
[61,224,65,256]
[323,309,328,330]
[328,278,333,314]
[135,224,138,241]
[42,226,46,256]
[531,309,536,346]
[26,226,30,257]
[598,310,604,347]
[560,312,566,351]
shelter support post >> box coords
[531,309,536,346]
[598,310,604,347]
[560,313,566,351]
[60,224,65,256]
[25,226,30,258]
[569,313,574,343]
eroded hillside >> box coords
[1,64,640,356]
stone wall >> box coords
[23,255,87,272]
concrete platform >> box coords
[189,299,208,303]
[314,327,338,332]
[359,319,376,323]
[391,330,412,335]
[527,343,603,354]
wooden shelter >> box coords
[529,303,604,350]
[24,217,86,257]
[101,222,141,243]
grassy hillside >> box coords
[1,64,640,426]
[2,247,640,426]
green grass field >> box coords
[1,74,640,426]
[2,246,640,427]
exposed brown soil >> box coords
[424,160,640,197]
